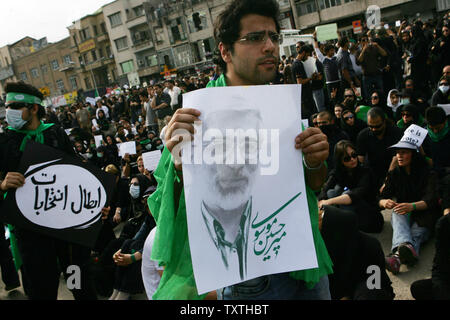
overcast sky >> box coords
[0,0,114,47]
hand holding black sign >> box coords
[0,141,116,248]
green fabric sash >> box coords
[8,121,55,152]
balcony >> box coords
[96,33,109,43]
[132,39,154,52]
[59,62,76,72]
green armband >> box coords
[131,254,136,263]
[412,203,416,211]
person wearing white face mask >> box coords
[431,76,450,106]
[0,81,111,300]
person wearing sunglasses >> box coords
[396,104,425,132]
[318,140,384,233]
[356,107,403,189]
[0,81,108,300]
[340,109,367,144]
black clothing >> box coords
[320,125,349,170]
[379,161,440,231]
[0,223,20,289]
[431,89,450,106]
[321,207,394,300]
[340,116,367,144]
[356,124,403,187]
[319,165,384,233]
[0,124,97,300]
[154,93,172,120]
[411,215,450,300]
[292,59,316,119]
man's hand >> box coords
[295,127,329,168]
[165,108,201,171]
[101,206,111,221]
[393,203,414,215]
[0,172,25,191]
[381,199,397,210]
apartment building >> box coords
[13,37,79,99]
[0,37,47,96]
[68,8,118,97]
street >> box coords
[0,209,435,300]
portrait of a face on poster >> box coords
[181,85,318,295]
[0,141,116,248]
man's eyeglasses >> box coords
[344,115,354,121]
[371,96,379,100]
[344,95,354,98]
[369,123,384,129]
[343,152,358,162]
[401,112,412,117]
[236,31,283,45]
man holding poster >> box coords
[148,0,333,300]
[0,81,110,300]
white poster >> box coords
[118,141,137,157]
[142,151,162,172]
[94,135,103,148]
[181,85,318,295]
[401,124,428,147]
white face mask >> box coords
[439,85,449,94]
[6,108,28,130]
[130,185,140,199]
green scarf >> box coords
[8,121,55,152]
[148,74,332,300]
[428,122,449,142]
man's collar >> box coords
[201,199,252,249]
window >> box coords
[93,25,98,36]
[100,23,107,34]
[51,60,59,70]
[63,55,72,64]
[56,79,65,91]
[115,37,128,51]
[133,5,145,17]
[168,18,187,44]
[109,12,122,28]
[91,50,97,61]
[187,12,208,33]
[69,76,78,90]
[297,0,317,16]
[106,46,112,58]
[120,60,134,74]
[99,48,104,59]
[20,72,28,81]
[155,28,165,43]
[83,53,89,64]
[132,29,151,45]
[31,68,39,78]
[80,27,91,41]
[41,64,48,74]
[319,0,342,10]
[84,77,92,89]
[145,55,158,67]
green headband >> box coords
[6,92,42,106]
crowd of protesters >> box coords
[0,1,449,300]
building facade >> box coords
[68,8,118,98]
[13,37,79,100]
